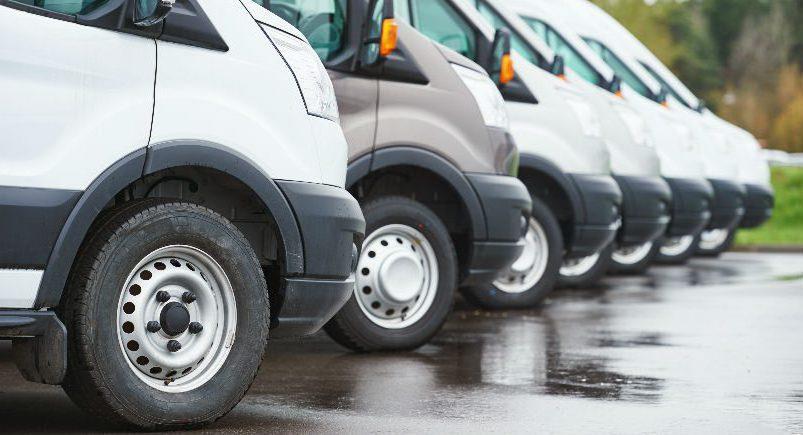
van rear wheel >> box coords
[461,197,563,309]
[60,199,269,430]
[324,196,456,352]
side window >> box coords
[522,17,602,86]
[640,61,691,108]
[476,1,543,67]
[253,0,347,62]
[409,0,477,60]
[585,38,652,99]
[10,0,108,14]
[394,0,410,23]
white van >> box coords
[500,0,672,282]
[553,0,717,265]
[0,0,364,429]
[567,0,768,256]
[437,0,623,305]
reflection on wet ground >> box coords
[1,252,803,433]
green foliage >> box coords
[736,167,803,246]
[591,0,803,151]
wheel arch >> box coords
[347,147,486,240]
[518,153,583,245]
[35,141,304,309]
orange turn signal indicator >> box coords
[500,53,514,84]
[380,18,398,58]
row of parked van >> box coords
[0,0,773,429]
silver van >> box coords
[259,0,531,350]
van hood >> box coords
[434,44,487,74]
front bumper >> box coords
[462,174,531,285]
[272,181,365,338]
[614,175,672,247]
[567,174,623,258]
[740,183,774,228]
[664,177,714,237]
[707,179,747,230]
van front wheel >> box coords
[60,199,269,430]
[324,196,457,352]
[461,197,563,309]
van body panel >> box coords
[149,0,330,185]
[0,6,155,191]
[373,23,498,174]
[329,70,379,163]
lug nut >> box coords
[156,290,171,303]
[182,291,197,304]
[146,321,161,333]
[188,322,203,334]
[167,340,182,352]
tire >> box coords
[654,234,698,265]
[461,196,563,309]
[608,241,658,275]
[557,243,614,288]
[59,199,269,430]
[324,196,457,352]
[695,228,736,257]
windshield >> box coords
[250,0,347,62]
[521,16,604,87]
[583,37,657,102]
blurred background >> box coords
[591,0,803,248]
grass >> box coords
[736,166,803,246]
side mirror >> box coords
[490,28,514,85]
[608,75,622,96]
[658,87,669,107]
[134,0,175,27]
[361,0,398,66]
[550,54,565,78]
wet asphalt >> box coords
[1,252,803,434]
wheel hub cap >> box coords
[699,229,730,250]
[377,251,424,304]
[611,242,654,266]
[160,302,191,336]
[560,253,601,277]
[660,235,695,257]
[117,245,237,393]
[493,217,549,294]
[355,224,439,329]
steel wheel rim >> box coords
[493,217,549,294]
[699,229,730,250]
[560,253,601,277]
[611,242,654,266]
[116,245,237,393]
[660,235,695,257]
[355,224,439,329]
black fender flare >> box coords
[35,141,303,308]
[518,153,583,225]
[347,147,487,240]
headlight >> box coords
[613,104,653,148]
[451,63,509,129]
[564,97,601,138]
[262,24,339,122]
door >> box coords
[0,1,156,308]
[0,1,156,191]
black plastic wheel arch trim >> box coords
[367,146,487,240]
[0,187,81,269]
[33,142,305,309]
[518,153,584,225]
